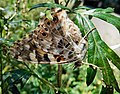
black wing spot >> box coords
[57,56,61,62]
[57,45,63,48]
[35,51,42,62]
[38,24,40,27]
[44,27,48,31]
[42,32,47,37]
[53,16,58,22]
[57,9,62,13]
[68,51,74,59]
[65,43,70,48]
[60,39,63,44]
[75,41,79,44]
[40,39,43,41]
[47,21,50,26]
[57,39,64,48]
[44,54,50,62]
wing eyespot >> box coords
[44,27,48,31]
[47,21,50,26]
[41,32,47,37]
[53,16,58,22]
[40,29,48,37]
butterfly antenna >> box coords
[79,28,96,44]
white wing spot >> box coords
[24,44,30,49]
[18,56,23,61]
[29,50,38,62]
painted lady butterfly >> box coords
[11,8,87,67]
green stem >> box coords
[57,64,62,88]
[23,62,57,91]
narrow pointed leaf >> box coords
[86,65,97,86]
[74,14,86,36]
[4,69,32,89]
[94,7,114,13]
[98,41,120,70]
[92,13,120,33]
[73,6,90,11]
[29,3,70,11]
[81,8,114,16]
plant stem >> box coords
[0,47,3,94]
[0,24,3,94]
[35,73,57,91]
[54,0,59,4]
[65,0,70,7]
[23,62,57,91]
[57,64,62,88]
[72,0,82,9]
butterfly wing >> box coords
[11,8,87,65]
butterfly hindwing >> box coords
[11,8,87,65]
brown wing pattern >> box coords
[11,8,87,65]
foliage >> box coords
[0,0,120,94]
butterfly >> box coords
[11,8,87,67]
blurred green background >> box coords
[0,0,120,94]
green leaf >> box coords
[74,14,88,36]
[86,65,97,86]
[81,7,114,16]
[58,88,68,94]
[73,6,90,11]
[45,10,53,20]
[9,84,20,94]
[99,42,120,70]
[92,13,120,33]
[87,17,120,93]
[75,13,120,92]
[4,69,32,89]
[94,7,114,13]
[29,3,71,11]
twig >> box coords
[54,0,59,4]
[23,62,58,91]
[72,0,82,9]
[0,23,3,94]
[0,46,3,94]
[82,61,99,69]
[21,57,79,65]
[57,64,62,88]
[65,0,70,7]
[79,27,96,44]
